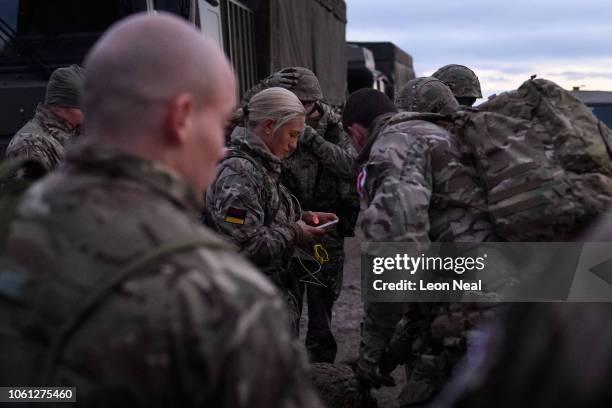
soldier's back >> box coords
[0,142,321,407]
[361,117,493,243]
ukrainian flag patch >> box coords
[224,207,247,225]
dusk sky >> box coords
[346,0,612,99]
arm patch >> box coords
[224,207,247,225]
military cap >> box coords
[289,67,323,102]
[395,77,459,115]
[432,64,482,99]
[45,64,85,108]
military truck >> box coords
[348,41,415,100]
[346,43,390,97]
[0,0,347,152]
[571,89,612,128]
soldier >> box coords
[0,13,323,407]
[432,64,482,107]
[205,87,338,334]
[396,77,460,115]
[434,303,612,408]
[5,64,84,176]
[241,67,358,363]
[342,88,495,406]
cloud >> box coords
[346,0,612,98]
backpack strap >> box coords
[41,237,230,385]
[0,159,48,251]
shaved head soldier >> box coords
[0,12,323,408]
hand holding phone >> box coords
[316,219,339,230]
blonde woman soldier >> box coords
[205,87,338,333]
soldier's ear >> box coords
[346,123,368,150]
[261,118,276,136]
[165,93,194,144]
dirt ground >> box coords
[299,238,406,408]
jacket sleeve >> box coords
[301,125,356,180]
[357,131,434,365]
[359,130,433,247]
[206,158,302,268]
[172,252,324,408]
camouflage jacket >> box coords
[357,112,496,371]
[0,142,322,408]
[282,107,359,244]
[206,126,303,287]
[5,104,78,173]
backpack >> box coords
[454,78,612,240]
[0,158,48,250]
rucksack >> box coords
[0,158,47,250]
[386,78,612,241]
[455,78,612,240]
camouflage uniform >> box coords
[284,108,358,363]
[356,112,495,405]
[5,103,79,173]
[242,68,359,363]
[0,142,323,407]
[205,126,304,331]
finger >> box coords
[281,72,300,79]
[280,78,298,85]
[311,213,319,225]
[323,213,338,221]
[280,67,298,74]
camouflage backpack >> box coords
[0,158,48,251]
[455,78,612,240]
[380,77,612,240]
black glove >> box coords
[263,68,299,88]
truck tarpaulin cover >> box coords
[273,0,346,105]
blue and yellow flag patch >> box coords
[224,207,247,225]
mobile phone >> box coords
[316,219,339,230]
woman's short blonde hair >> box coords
[246,87,305,132]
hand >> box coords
[355,359,396,390]
[299,126,321,146]
[296,220,328,241]
[302,211,338,227]
[311,211,338,226]
[264,68,299,88]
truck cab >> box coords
[0,0,228,152]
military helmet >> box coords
[288,67,323,102]
[395,77,459,115]
[432,64,482,99]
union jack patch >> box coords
[357,167,367,198]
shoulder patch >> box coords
[357,166,367,198]
[224,207,247,225]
